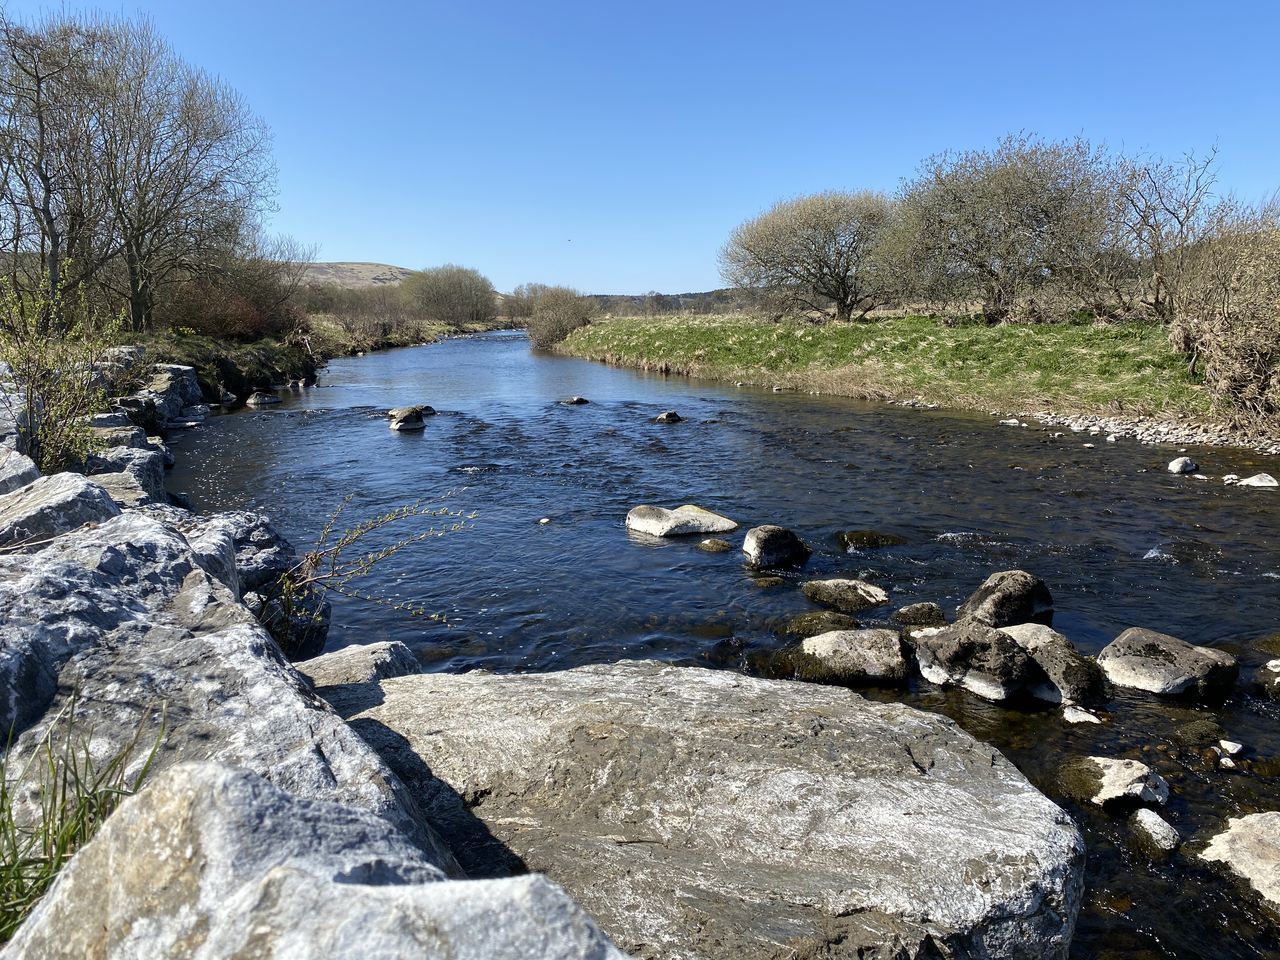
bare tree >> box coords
[401,264,496,327]
[896,135,1109,323]
[720,191,896,322]
[91,18,274,331]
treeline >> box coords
[719,134,1280,417]
[0,11,309,340]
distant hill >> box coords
[303,261,415,288]
[589,288,760,315]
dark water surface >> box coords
[168,330,1280,959]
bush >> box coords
[1176,199,1280,418]
[0,286,117,472]
[401,265,496,328]
[526,286,596,349]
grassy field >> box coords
[561,314,1216,420]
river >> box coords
[167,329,1280,959]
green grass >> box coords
[1,698,163,942]
[561,314,1215,420]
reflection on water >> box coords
[167,330,1280,959]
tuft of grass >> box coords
[0,697,163,943]
[561,314,1217,420]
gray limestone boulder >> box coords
[298,640,423,688]
[798,628,908,684]
[625,504,737,537]
[998,623,1105,705]
[0,472,120,549]
[0,449,38,495]
[892,602,946,627]
[0,512,451,865]
[913,619,1036,702]
[800,578,890,614]
[0,762,623,960]
[1059,756,1169,808]
[741,524,810,568]
[332,660,1085,960]
[956,570,1054,628]
[1097,627,1238,701]
[1200,812,1280,911]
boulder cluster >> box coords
[624,502,1279,917]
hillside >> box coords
[304,261,414,288]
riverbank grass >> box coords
[561,314,1214,419]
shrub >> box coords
[0,285,118,472]
[401,265,496,328]
[527,286,597,349]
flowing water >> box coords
[167,330,1280,959]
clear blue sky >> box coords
[10,0,1280,293]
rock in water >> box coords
[0,762,624,960]
[387,405,427,431]
[780,610,860,638]
[245,391,282,407]
[956,570,1054,627]
[297,641,423,688]
[800,578,890,613]
[1059,757,1169,808]
[562,396,589,405]
[1097,627,1238,700]
[893,601,946,627]
[1238,472,1278,488]
[913,619,1036,701]
[334,661,1085,960]
[835,529,909,551]
[625,504,737,537]
[741,524,810,568]
[1167,456,1198,474]
[798,629,907,684]
[1131,809,1180,854]
[0,473,120,549]
[653,410,683,423]
[998,623,1105,704]
[1201,813,1280,911]
[696,537,733,553]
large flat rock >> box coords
[1,762,625,960]
[335,660,1085,960]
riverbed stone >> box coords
[388,405,432,431]
[298,640,423,688]
[780,610,860,638]
[1260,659,1280,700]
[800,577,889,613]
[798,628,907,684]
[956,570,1054,628]
[998,623,1105,705]
[893,601,946,627]
[1097,627,1238,700]
[0,472,120,549]
[1167,456,1198,474]
[1131,809,1180,854]
[835,529,909,551]
[0,510,453,865]
[696,537,733,553]
[742,524,810,568]
[914,618,1037,701]
[625,503,737,537]
[1200,813,1280,911]
[1059,756,1169,808]
[0,449,38,495]
[334,661,1086,960]
[1238,472,1278,488]
[0,761,623,960]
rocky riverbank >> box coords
[2,354,1276,957]
[0,358,1092,958]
